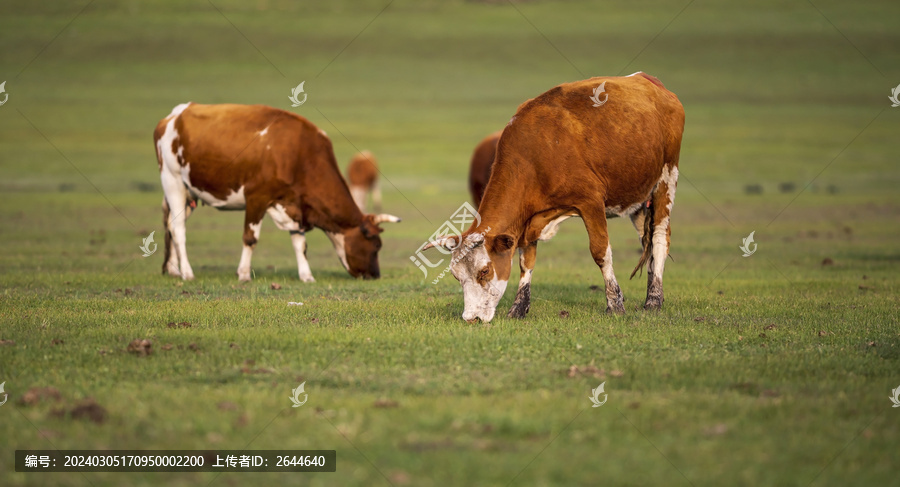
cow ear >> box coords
[360,216,383,238]
[492,234,515,253]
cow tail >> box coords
[630,199,653,279]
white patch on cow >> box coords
[517,269,533,290]
[259,126,270,137]
[237,245,253,281]
[507,116,516,127]
[539,215,572,241]
[157,103,194,280]
[325,231,349,271]
[237,222,261,281]
[518,248,533,289]
[450,239,510,323]
[318,128,327,137]
[664,166,678,213]
[650,165,678,278]
[290,232,315,283]
[601,244,616,284]
[626,71,642,77]
[461,273,508,323]
[165,102,191,120]
[266,204,301,232]
[606,201,644,218]
[181,165,247,210]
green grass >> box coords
[1,1,899,486]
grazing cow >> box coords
[426,73,684,322]
[153,103,400,282]
[346,150,381,212]
[468,131,502,208]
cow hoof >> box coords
[299,275,316,283]
[642,301,662,311]
[506,304,530,319]
[181,274,195,281]
[606,304,625,315]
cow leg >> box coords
[237,208,265,282]
[161,196,195,277]
[266,205,315,282]
[161,197,180,277]
[507,242,537,318]
[349,185,367,212]
[289,231,315,283]
[580,203,625,314]
[644,165,678,310]
[372,181,382,212]
[160,172,194,280]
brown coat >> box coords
[154,103,399,282]
[430,73,684,322]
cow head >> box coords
[427,230,516,323]
[338,213,401,279]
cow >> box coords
[468,131,502,208]
[425,73,684,323]
[153,103,401,282]
[346,150,381,212]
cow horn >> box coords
[372,214,402,224]
[422,236,458,251]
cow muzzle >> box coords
[462,308,496,324]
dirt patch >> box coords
[373,399,400,408]
[19,387,62,406]
[126,339,152,356]
[567,365,623,379]
[51,398,107,424]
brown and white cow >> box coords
[346,150,381,212]
[426,73,684,322]
[153,103,400,282]
[468,131,502,208]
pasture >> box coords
[1,0,898,485]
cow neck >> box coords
[307,194,363,234]
[303,157,365,234]
[470,166,533,242]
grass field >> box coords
[1,1,899,486]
